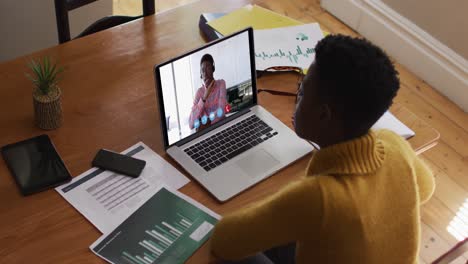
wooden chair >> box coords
[54,0,155,44]
[431,238,468,264]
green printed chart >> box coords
[91,187,219,264]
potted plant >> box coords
[26,57,64,130]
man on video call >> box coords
[189,54,228,131]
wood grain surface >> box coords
[0,0,441,263]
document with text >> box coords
[372,111,415,139]
[56,142,190,234]
[91,185,220,264]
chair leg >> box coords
[143,0,155,16]
[54,0,71,43]
[431,238,468,264]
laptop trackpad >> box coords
[236,149,280,178]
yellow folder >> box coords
[207,4,303,36]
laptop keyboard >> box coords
[184,115,278,172]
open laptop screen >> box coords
[155,29,256,147]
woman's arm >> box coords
[189,88,205,129]
[217,80,228,116]
[413,156,435,204]
[211,179,323,260]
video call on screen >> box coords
[160,31,253,145]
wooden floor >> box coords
[114,1,468,263]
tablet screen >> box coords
[1,135,71,195]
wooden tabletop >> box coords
[0,0,439,263]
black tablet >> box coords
[1,134,72,196]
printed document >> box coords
[372,111,415,139]
[56,142,190,234]
[91,185,220,264]
[254,23,324,71]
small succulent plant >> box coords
[26,57,64,95]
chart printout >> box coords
[91,186,220,264]
[56,142,190,234]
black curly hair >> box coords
[200,53,215,69]
[314,34,399,136]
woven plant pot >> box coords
[33,86,63,130]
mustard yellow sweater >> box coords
[211,130,435,264]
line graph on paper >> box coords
[254,23,324,71]
[255,46,315,65]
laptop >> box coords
[154,28,313,202]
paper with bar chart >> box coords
[56,142,190,234]
[254,23,324,71]
[91,186,220,264]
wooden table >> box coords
[0,0,439,263]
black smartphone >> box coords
[92,149,146,178]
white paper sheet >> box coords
[372,111,415,139]
[254,23,324,71]
[56,142,190,234]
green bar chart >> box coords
[91,187,219,264]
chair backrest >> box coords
[54,0,155,44]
